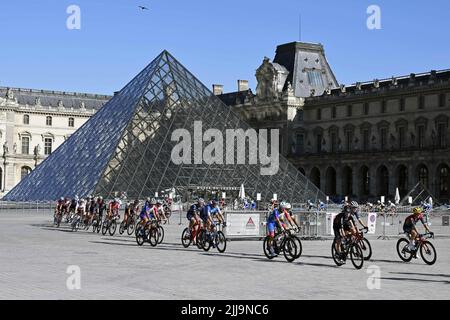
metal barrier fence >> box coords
[0,201,54,214]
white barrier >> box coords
[225,211,263,237]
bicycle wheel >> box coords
[202,232,211,252]
[292,235,302,259]
[92,220,97,232]
[331,240,345,266]
[119,221,126,235]
[283,238,297,262]
[396,238,413,262]
[359,238,372,261]
[148,227,159,247]
[215,231,227,253]
[136,229,145,246]
[101,221,108,235]
[127,220,135,235]
[109,220,117,236]
[349,243,364,270]
[196,229,205,249]
[157,226,164,244]
[263,236,275,259]
[420,241,437,265]
[181,228,192,248]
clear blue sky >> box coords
[0,0,449,95]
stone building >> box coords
[0,86,111,197]
[217,41,450,203]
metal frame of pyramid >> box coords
[3,51,327,203]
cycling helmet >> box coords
[279,201,287,209]
[150,198,157,205]
[60,197,64,201]
[134,199,140,205]
[198,198,205,205]
[98,196,103,200]
[75,195,79,201]
[285,202,292,210]
[350,201,359,208]
[413,207,423,215]
[210,199,217,207]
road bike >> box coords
[331,233,364,269]
[101,213,119,236]
[396,232,437,265]
[201,222,227,253]
[354,228,372,260]
[263,229,301,262]
[135,219,159,247]
[181,219,203,248]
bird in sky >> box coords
[138,5,149,10]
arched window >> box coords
[23,114,30,125]
[417,165,428,188]
[68,117,75,127]
[21,166,32,180]
[0,167,3,190]
[46,116,52,126]
[438,164,449,198]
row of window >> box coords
[316,94,447,120]
[295,124,448,154]
[23,115,75,127]
[21,137,52,155]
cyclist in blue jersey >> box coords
[266,201,286,257]
[209,200,226,226]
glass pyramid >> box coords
[3,51,326,203]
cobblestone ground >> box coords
[0,212,449,299]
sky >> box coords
[0,0,449,95]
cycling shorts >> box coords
[267,222,277,236]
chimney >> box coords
[237,80,249,92]
[212,84,223,95]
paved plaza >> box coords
[0,212,449,300]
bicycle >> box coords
[263,228,301,262]
[119,213,135,235]
[91,213,102,233]
[101,213,119,236]
[53,210,63,228]
[181,219,203,248]
[396,232,437,265]
[202,222,227,253]
[331,233,364,269]
[70,214,81,232]
[135,219,159,247]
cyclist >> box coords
[279,202,298,231]
[138,198,157,230]
[200,199,216,233]
[347,201,368,235]
[156,199,167,221]
[332,205,353,262]
[85,196,95,222]
[68,196,78,218]
[186,198,204,236]
[107,198,121,221]
[97,196,106,222]
[403,207,433,252]
[209,200,226,227]
[55,197,64,213]
[266,201,286,257]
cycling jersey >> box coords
[210,207,221,216]
[109,202,120,215]
[186,204,202,220]
[140,203,151,219]
[267,208,281,235]
[404,213,425,227]
[200,204,216,222]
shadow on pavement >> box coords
[389,271,450,278]
[382,277,450,284]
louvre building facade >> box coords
[218,42,450,203]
